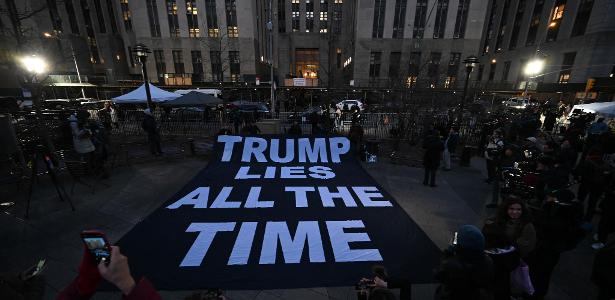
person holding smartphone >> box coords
[56,233,161,300]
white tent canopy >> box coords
[571,102,615,117]
[174,89,222,97]
[112,83,180,104]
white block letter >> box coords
[235,166,261,179]
[352,187,392,207]
[228,222,257,265]
[318,186,357,207]
[298,138,328,163]
[326,220,383,262]
[281,166,307,179]
[308,166,336,179]
[180,222,236,267]
[285,186,316,207]
[329,137,350,163]
[270,139,294,163]
[217,135,243,162]
[244,187,274,208]
[259,221,325,264]
[166,187,210,209]
[241,137,268,163]
[210,187,241,208]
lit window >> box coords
[444,76,456,88]
[228,26,239,37]
[307,12,314,18]
[558,73,570,83]
[406,76,417,87]
[320,11,328,20]
[320,28,327,33]
[292,0,299,3]
[334,0,343,3]
[189,28,200,36]
[208,28,219,37]
[552,4,565,20]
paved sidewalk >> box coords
[0,155,598,300]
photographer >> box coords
[433,225,494,300]
[56,246,161,300]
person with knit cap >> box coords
[141,108,162,156]
[434,225,494,300]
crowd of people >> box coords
[388,105,615,300]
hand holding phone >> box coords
[81,230,111,265]
[98,246,136,296]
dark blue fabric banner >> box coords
[117,135,441,290]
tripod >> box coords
[25,145,75,219]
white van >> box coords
[502,97,530,109]
[336,99,364,111]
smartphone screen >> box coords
[82,236,110,263]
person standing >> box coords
[592,240,615,300]
[482,221,520,300]
[443,128,459,171]
[527,189,580,300]
[141,109,162,156]
[97,101,116,131]
[69,112,96,162]
[434,225,494,300]
[592,180,615,250]
[575,152,610,223]
[484,130,504,183]
[423,130,445,187]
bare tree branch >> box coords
[17,5,46,21]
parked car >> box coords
[336,99,364,111]
[235,103,270,113]
[502,97,532,109]
[286,106,324,123]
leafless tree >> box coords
[199,31,253,83]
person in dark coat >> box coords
[141,109,162,155]
[575,152,611,222]
[592,240,615,300]
[558,139,578,172]
[434,225,494,300]
[482,221,521,300]
[423,130,445,187]
[593,178,615,250]
[527,189,582,300]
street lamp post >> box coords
[44,32,86,99]
[132,44,154,110]
[523,58,545,98]
[458,55,479,126]
[267,0,275,118]
[20,55,48,116]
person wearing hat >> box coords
[141,108,162,156]
[433,225,494,300]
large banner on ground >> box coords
[118,135,441,290]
